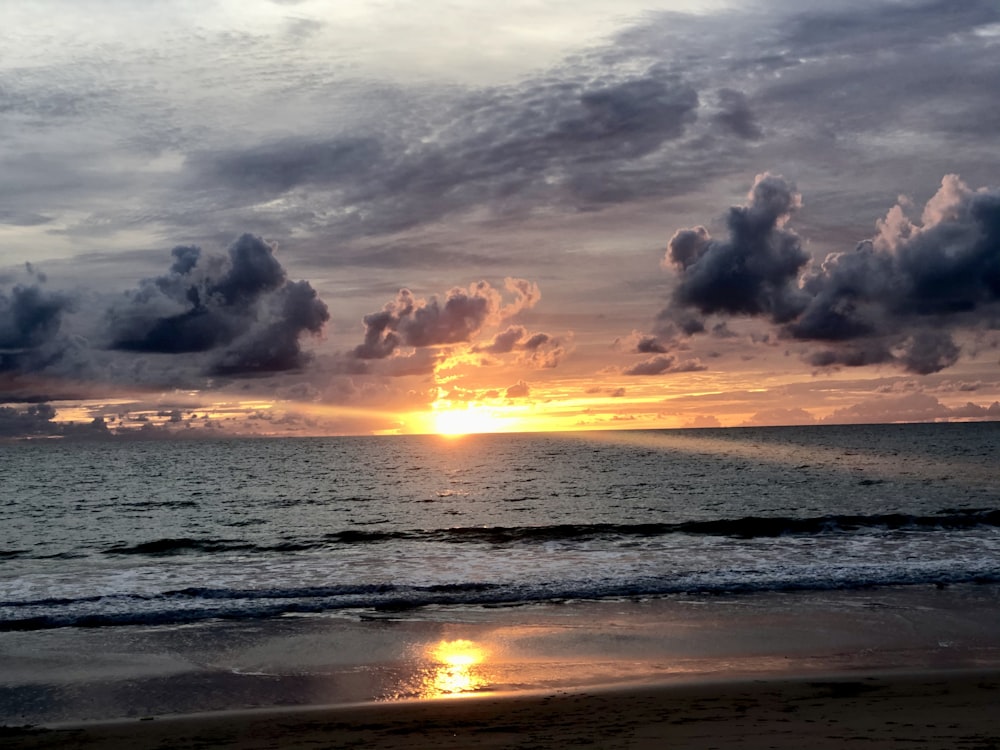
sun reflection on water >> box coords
[425,639,489,696]
[381,638,492,700]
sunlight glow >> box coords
[425,639,489,696]
[430,405,512,436]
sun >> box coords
[432,405,505,436]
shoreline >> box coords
[3,586,1000,727]
[6,667,1000,749]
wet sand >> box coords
[5,670,1000,749]
[4,588,1000,746]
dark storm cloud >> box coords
[0,402,110,439]
[211,279,330,375]
[790,175,1000,373]
[657,173,1000,375]
[0,402,57,435]
[661,173,809,327]
[353,278,540,360]
[208,233,287,305]
[0,276,76,375]
[0,284,71,351]
[108,233,329,375]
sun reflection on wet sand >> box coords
[385,638,493,700]
[425,639,490,697]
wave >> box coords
[3,570,999,632]
[18,508,976,559]
[102,537,317,556]
[328,508,1000,545]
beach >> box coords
[6,670,1000,749]
[4,589,1000,748]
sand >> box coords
[5,589,1000,747]
[4,670,1000,749]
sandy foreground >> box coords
[4,670,1000,750]
[4,589,1000,747]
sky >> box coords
[2,0,1000,438]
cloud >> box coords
[196,137,383,197]
[0,284,70,352]
[823,392,1000,425]
[185,65,701,240]
[107,234,329,375]
[7,0,999,266]
[0,402,57,436]
[0,272,76,375]
[711,89,762,140]
[792,174,1000,372]
[657,173,1000,375]
[662,173,809,327]
[211,280,330,375]
[614,330,672,354]
[742,407,817,427]
[474,324,567,368]
[505,379,530,399]
[0,402,110,439]
[623,353,706,376]
[754,1,1000,148]
[684,414,722,428]
[478,325,528,354]
[389,69,700,219]
[353,277,540,359]
[782,1,999,57]
[0,210,53,227]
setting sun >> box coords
[431,405,509,436]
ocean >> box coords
[2,422,1000,722]
[2,422,999,630]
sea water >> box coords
[1,422,999,721]
[2,422,999,629]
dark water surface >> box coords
[2,422,998,630]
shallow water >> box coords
[2,585,999,724]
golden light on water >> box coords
[424,639,489,696]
